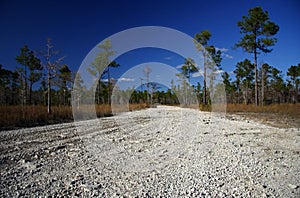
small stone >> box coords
[288,184,298,189]
[19,159,26,164]
[262,184,267,188]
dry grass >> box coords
[1,103,298,130]
[226,103,300,116]
[0,105,73,130]
[226,103,300,128]
[0,103,149,130]
[129,103,148,111]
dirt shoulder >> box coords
[227,112,300,129]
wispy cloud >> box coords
[213,69,224,74]
[216,46,234,59]
[164,56,172,60]
[215,47,228,52]
[225,54,233,59]
[101,78,135,82]
[118,77,135,82]
[192,71,204,77]
[175,64,183,69]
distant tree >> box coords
[194,30,211,105]
[178,58,199,105]
[0,65,19,105]
[87,39,118,104]
[195,30,222,105]
[143,66,151,106]
[260,63,272,105]
[180,58,198,83]
[206,45,222,93]
[58,64,72,105]
[104,61,119,104]
[270,67,285,103]
[287,64,300,103]
[193,82,202,103]
[40,78,47,105]
[72,73,86,109]
[235,6,279,106]
[234,59,254,104]
[16,45,42,105]
[222,72,236,103]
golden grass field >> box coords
[0,103,148,130]
[226,103,300,128]
[0,103,299,130]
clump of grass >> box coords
[95,104,113,117]
[199,104,212,112]
[129,103,148,111]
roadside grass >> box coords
[0,103,148,130]
[226,103,300,117]
[226,103,300,128]
[0,105,73,130]
[1,103,298,130]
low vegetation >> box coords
[226,103,300,116]
[0,103,148,130]
[226,103,300,128]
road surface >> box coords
[0,106,299,197]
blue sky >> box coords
[1,0,299,85]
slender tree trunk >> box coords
[261,67,264,106]
[97,79,101,104]
[107,67,110,105]
[254,49,258,106]
[146,68,150,106]
[23,65,27,106]
[296,83,299,103]
[63,88,66,106]
[47,72,51,114]
[29,82,33,105]
[203,54,207,105]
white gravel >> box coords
[0,105,299,197]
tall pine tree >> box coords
[235,6,279,105]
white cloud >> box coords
[164,56,172,60]
[215,47,229,52]
[118,77,135,82]
[213,69,224,74]
[225,54,233,59]
[175,64,183,69]
[216,47,233,59]
[192,71,204,77]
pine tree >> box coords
[235,6,279,105]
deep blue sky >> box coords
[1,0,299,83]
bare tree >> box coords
[41,38,64,114]
[144,66,151,106]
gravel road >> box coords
[0,106,299,197]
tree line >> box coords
[1,6,300,115]
[0,39,73,114]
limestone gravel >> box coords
[0,106,299,197]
